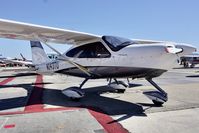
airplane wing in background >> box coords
[0,19,100,45]
[3,59,33,67]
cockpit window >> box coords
[102,36,136,51]
[66,42,111,58]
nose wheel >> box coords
[143,78,168,106]
[152,100,164,106]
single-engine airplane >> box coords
[0,19,196,106]
[6,53,33,67]
[0,53,33,67]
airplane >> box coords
[1,54,34,67]
[5,53,59,68]
[20,53,32,63]
[0,19,196,106]
[0,52,59,68]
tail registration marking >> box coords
[46,61,59,70]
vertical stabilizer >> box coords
[30,41,50,64]
[20,53,26,61]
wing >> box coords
[0,19,100,45]
[131,39,165,44]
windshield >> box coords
[102,36,136,51]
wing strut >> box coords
[33,34,92,77]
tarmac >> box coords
[0,66,199,133]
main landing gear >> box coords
[62,78,88,101]
[62,78,130,100]
[108,78,129,93]
[143,78,168,106]
[62,77,168,106]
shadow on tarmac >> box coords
[186,75,199,78]
[0,82,148,122]
[0,82,51,110]
[173,67,199,69]
[0,72,38,78]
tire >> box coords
[116,89,126,93]
[190,64,195,68]
[70,97,81,101]
[152,100,164,106]
[184,62,189,68]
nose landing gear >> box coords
[143,78,168,106]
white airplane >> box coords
[0,53,33,67]
[4,53,59,68]
[0,19,196,106]
[7,56,33,67]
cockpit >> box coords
[65,42,111,58]
[65,36,136,58]
[102,36,136,51]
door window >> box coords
[66,42,111,58]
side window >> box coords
[66,42,111,58]
[65,47,82,57]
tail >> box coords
[20,53,26,61]
[30,41,50,64]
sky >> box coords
[0,0,199,59]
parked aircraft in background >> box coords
[0,19,196,106]
[0,52,58,68]
[0,55,6,67]
[8,55,33,67]
[0,53,33,67]
[180,52,199,68]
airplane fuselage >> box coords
[36,36,180,79]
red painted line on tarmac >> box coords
[0,75,128,133]
[0,73,79,115]
[4,124,15,129]
[24,75,44,111]
[0,106,128,133]
[0,78,14,85]
[88,107,128,133]
[0,107,79,116]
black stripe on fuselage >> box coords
[55,66,167,79]
[30,41,44,49]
